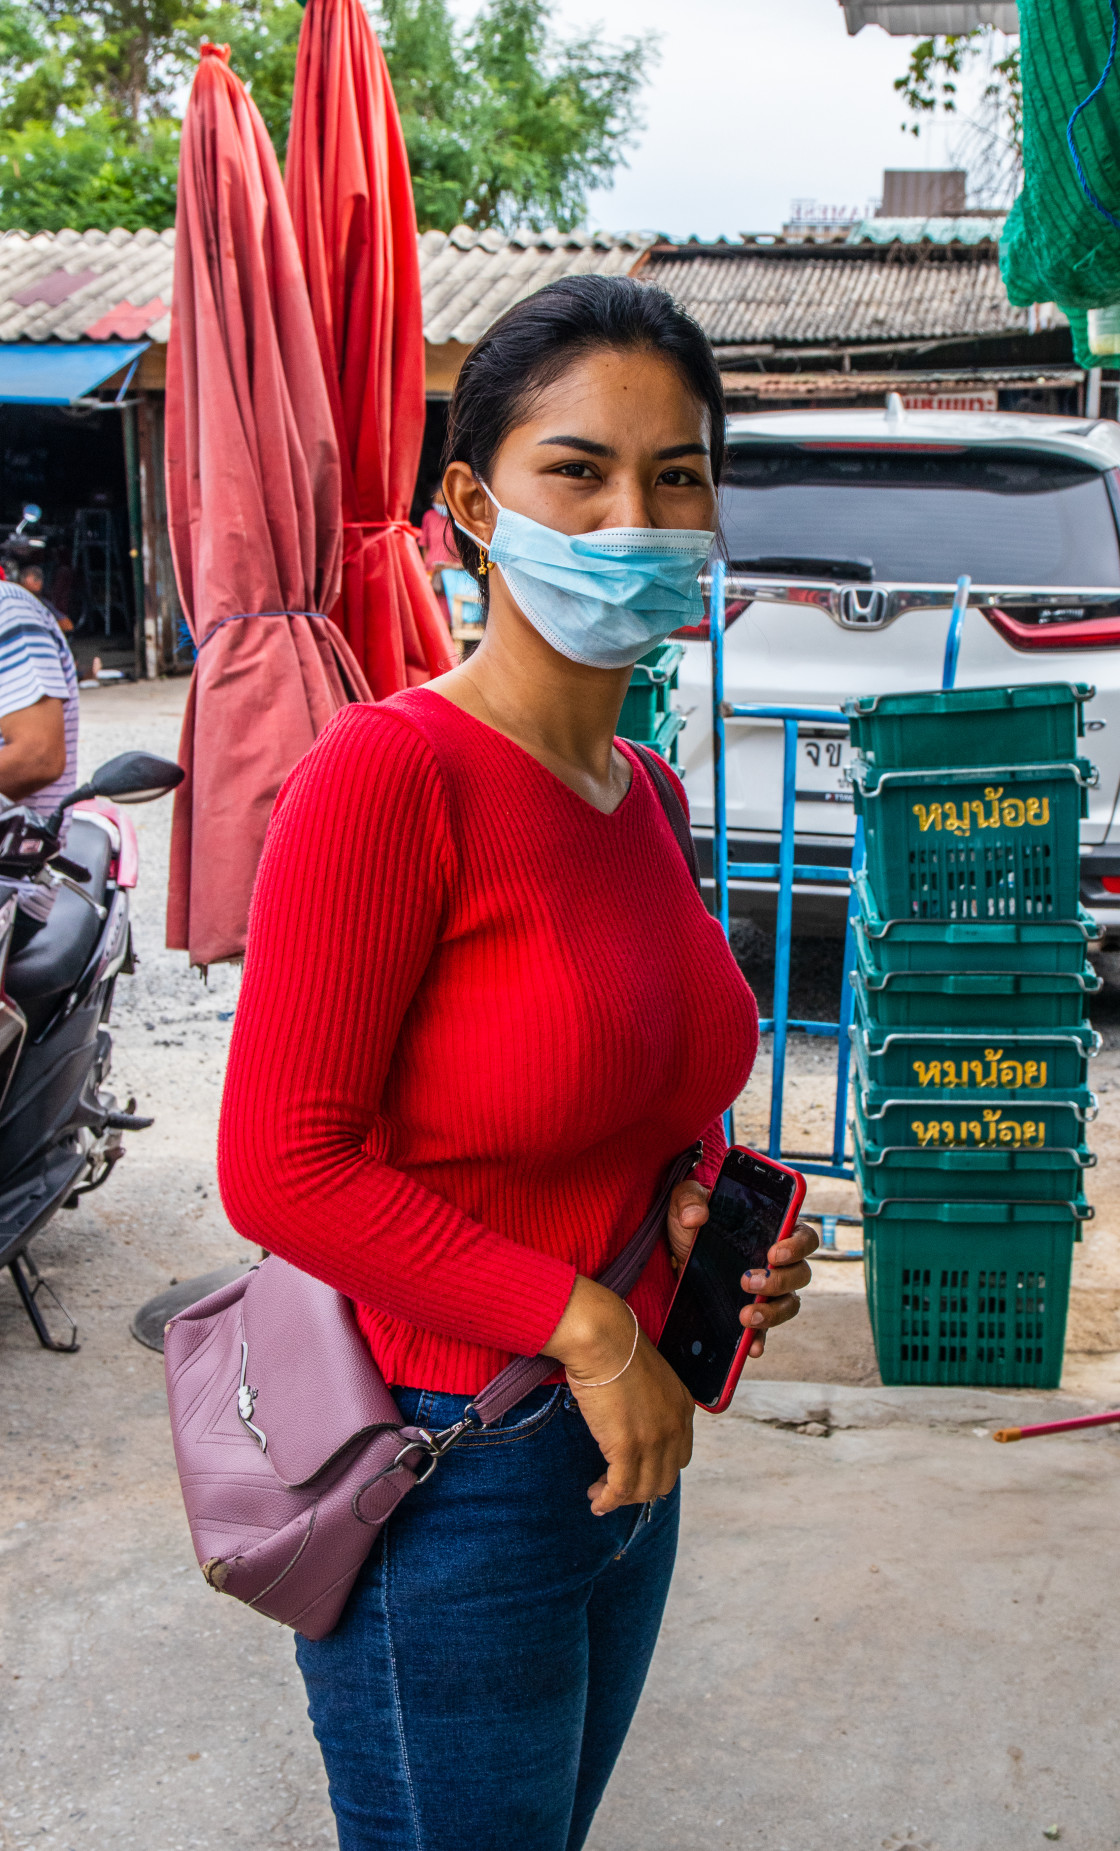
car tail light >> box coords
[1102,877,1120,894]
[982,602,1120,650]
[673,597,749,641]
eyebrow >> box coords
[536,436,710,460]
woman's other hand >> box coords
[737,1219,818,1357]
[543,1278,695,1516]
[667,1178,819,1359]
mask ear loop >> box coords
[454,478,500,576]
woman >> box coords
[219,275,818,1851]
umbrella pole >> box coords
[993,1409,1120,1442]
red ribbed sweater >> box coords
[218,689,758,1393]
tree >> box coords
[380,0,654,233]
[894,26,1021,210]
[0,0,653,233]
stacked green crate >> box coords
[841,682,1099,1388]
[618,643,685,764]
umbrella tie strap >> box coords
[345,518,423,543]
[197,610,332,649]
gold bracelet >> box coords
[566,1305,640,1389]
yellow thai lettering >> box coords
[1001,797,1026,827]
[912,803,942,833]
[984,786,1003,827]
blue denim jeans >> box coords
[295,1385,680,1851]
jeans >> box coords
[295,1385,680,1851]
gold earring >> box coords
[478,554,491,576]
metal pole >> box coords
[831,816,864,1168]
[709,560,735,1145]
[768,717,798,1157]
[710,559,729,936]
[1086,367,1103,419]
[941,573,971,691]
[121,404,146,677]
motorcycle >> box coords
[0,749,183,1350]
[0,501,49,582]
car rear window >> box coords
[720,445,1120,586]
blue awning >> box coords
[0,342,149,406]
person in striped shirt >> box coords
[0,578,78,818]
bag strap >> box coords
[461,751,705,1431]
[630,743,702,893]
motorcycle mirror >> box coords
[21,503,41,525]
[82,752,184,805]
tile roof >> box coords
[418,226,655,344]
[0,227,173,344]
[849,216,1006,246]
[0,224,655,352]
[642,245,1027,350]
[0,223,1037,362]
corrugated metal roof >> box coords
[0,227,173,344]
[418,226,654,344]
[643,246,1026,348]
[841,2,1019,31]
[850,216,1006,245]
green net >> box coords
[1000,0,1120,310]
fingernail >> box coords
[750,1309,765,1327]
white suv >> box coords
[676,405,1120,938]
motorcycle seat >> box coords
[3,817,114,1035]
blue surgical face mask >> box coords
[456,485,714,670]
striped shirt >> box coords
[0,583,79,818]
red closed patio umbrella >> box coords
[165,42,371,969]
[286,0,456,697]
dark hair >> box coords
[443,273,725,596]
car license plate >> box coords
[796,732,853,804]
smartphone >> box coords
[657,1146,806,1413]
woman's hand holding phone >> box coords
[668,1177,818,1359]
[543,1275,696,1517]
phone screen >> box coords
[657,1149,798,1406]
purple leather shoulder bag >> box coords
[163,745,704,1641]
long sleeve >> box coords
[218,706,578,1357]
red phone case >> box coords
[671,1144,806,1414]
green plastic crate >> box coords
[852,949,1100,1031]
[854,1125,1095,1203]
[618,643,684,736]
[854,871,1099,976]
[841,681,1091,771]
[619,708,685,764]
[863,1207,1078,1388]
[851,757,1096,921]
[852,1065,1097,1155]
[852,1006,1100,1094]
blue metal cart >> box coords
[708,559,861,1185]
[705,565,971,1253]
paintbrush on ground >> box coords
[993,1410,1120,1442]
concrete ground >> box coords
[1,679,1118,1851]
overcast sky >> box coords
[548,0,991,239]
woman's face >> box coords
[444,346,717,549]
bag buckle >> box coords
[374,1416,476,1488]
